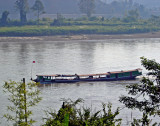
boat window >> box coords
[38,76,43,80]
[51,76,55,79]
[118,73,123,78]
[132,71,139,76]
[81,76,88,79]
[110,74,116,78]
[123,72,130,77]
[99,75,106,78]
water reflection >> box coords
[18,43,29,65]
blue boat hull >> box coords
[35,76,138,84]
[34,68,142,84]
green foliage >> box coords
[148,15,160,26]
[42,17,52,22]
[51,13,65,26]
[76,16,88,21]
[0,23,159,36]
[88,16,100,21]
[43,98,121,126]
[3,80,42,126]
[119,57,160,125]
[0,11,9,26]
[31,0,45,24]
[123,9,139,23]
[1,17,160,36]
[78,0,95,17]
[105,0,149,18]
[15,0,29,24]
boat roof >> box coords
[36,68,142,77]
[36,74,76,77]
[79,68,142,77]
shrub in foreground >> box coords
[43,98,121,126]
[120,57,160,125]
[3,79,42,126]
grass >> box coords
[0,22,159,36]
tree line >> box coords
[2,57,160,125]
[1,0,160,36]
[0,0,95,25]
[15,0,44,24]
[0,0,152,26]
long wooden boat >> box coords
[34,68,142,84]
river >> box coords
[0,37,160,125]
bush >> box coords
[75,16,88,21]
[88,16,99,21]
[43,99,122,126]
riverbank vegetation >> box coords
[0,16,160,36]
[3,57,160,125]
[0,0,160,36]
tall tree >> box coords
[3,79,42,125]
[15,0,29,24]
[123,9,139,22]
[1,11,9,25]
[128,9,139,21]
[31,0,45,24]
[78,0,95,17]
[120,57,160,125]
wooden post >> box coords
[23,78,27,124]
[31,64,33,80]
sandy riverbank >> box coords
[0,32,160,42]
